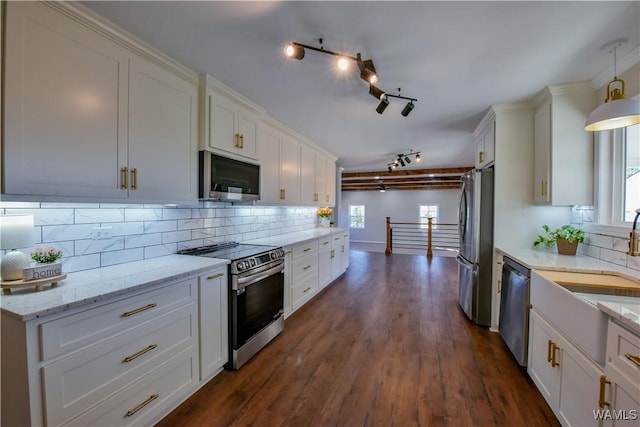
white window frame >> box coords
[589,123,637,238]
[419,205,438,229]
[349,205,365,229]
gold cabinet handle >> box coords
[284,250,292,255]
[599,375,611,408]
[497,279,502,293]
[125,393,159,417]
[551,342,560,368]
[326,194,329,203]
[239,134,244,149]
[131,168,138,190]
[280,189,285,200]
[547,340,553,363]
[330,250,335,259]
[540,180,547,197]
[122,303,157,318]
[121,167,128,189]
[314,193,318,202]
[624,353,640,368]
[479,151,484,163]
[303,287,311,293]
[234,133,240,148]
[122,344,157,363]
[303,265,311,270]
[322,241,330,245]
[341,245,345,253]
[334,237,340,241]
[207,272,225,280]
[303,248,311,252]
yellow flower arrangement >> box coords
[317,207,333,218]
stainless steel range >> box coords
[179,243,285,369]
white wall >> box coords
[340,188,461,244]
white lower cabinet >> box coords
[284,230,350,317]
[1,276,212,426]
[198,267,228,381]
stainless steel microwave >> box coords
[199,151,260,201]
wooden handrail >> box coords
[385,217,458,257]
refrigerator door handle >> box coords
[456,255,473,268]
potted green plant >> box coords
[533,225,585,255]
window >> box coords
[419,205,438,228]
[349,205,365,229]
[623,124,639,222]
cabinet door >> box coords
[607,368,640,427]
[340,233,350,270]
[209,91,239,155]
[556,332,604,427]
[258,124,282,204]
[280,133,300,204]
[128,56,198,202]
[3,2,128,198]
[299,144,317,205]
[237,108,259,160]
[483,120,495,166]
[318,245,332,289]
[534,103,551,204]
[199,269,228,380]
[326,160,337,206]
[528,310,561,407]
[315,154,327,206]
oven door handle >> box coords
[236,262,284,288]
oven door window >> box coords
[231,271,284,349]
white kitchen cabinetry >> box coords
[600,320,640,427]
[318,237,333,290]
[198,267,228,381]
[200,74,262,161]
[1,278,200,426]
[340,231,351,271]
[533,82,595,205]
[474,114,495,169]
[290,241,319,312]
[529,309,605,427]
[300,143,337,206]
[3,1,198,203]
[259,120,300,204]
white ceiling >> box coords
[82,1,640,172]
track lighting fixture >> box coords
[369,86,418,116]
[386,150,421,170]
[284,39,418,115]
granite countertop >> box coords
[245,227,348,248]
[0,255,229,321]
[497,245,640,334]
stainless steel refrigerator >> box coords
[457,167,494,326]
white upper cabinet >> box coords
[533,82,595,205]
[300,143,337,206]
[258,120,300,205]
[200,74,263,161]
[2,2,198,203]
[474,115,495,169]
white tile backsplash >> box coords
[3,202,318,273]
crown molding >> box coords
[591,44,640,90]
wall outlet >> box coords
[91,227,112,240]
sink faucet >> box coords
[630,208,640,256]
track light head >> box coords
[284,43,305,60]
[376,95,389,114]
[369,85,385,100]
[401,101,415,117]
[357,54,379,84]
[399,157,405,167]
[336,56,350,71]
[415,153,421,162]
[405,156,411,164]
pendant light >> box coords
[585,39,640,132]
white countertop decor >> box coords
[0,255,229,321]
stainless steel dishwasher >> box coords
[498,256,531,367]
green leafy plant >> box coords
[31,247,64,263]
[533,225,585,247]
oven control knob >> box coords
[236,262,244,271]
[250,259,256,267]
[243,261,250,270]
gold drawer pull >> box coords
[280,189,285,200]
[547,340,553,363]
[123,344,158,363]
[323,241,329,245]
[330,250,335,259]
[303,248,311,252]
[122,303,157,318]
[303,265,311,270]
[551,342,560,367]
[131,168,138,190]
[624,353,640,367]
[478,151,484,163]
[121,167,128,189]
[125,393,159,417]
[207,273,224,280]
[303,287,311,293]
[334,237,340,241]
[285,250,292,255]
[599,375,611,409]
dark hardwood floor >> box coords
[157,250,559,427]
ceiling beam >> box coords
[341,167,473,179]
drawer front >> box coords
[292,241,318,259]
[319,237,332,250]
[43,302,197,426]
[606,320,640,386]
[292,253,318,279]
[40,278,197,360]
[64,347,198,427]
[292,277,318,310]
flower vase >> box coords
[320,217,330,228]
